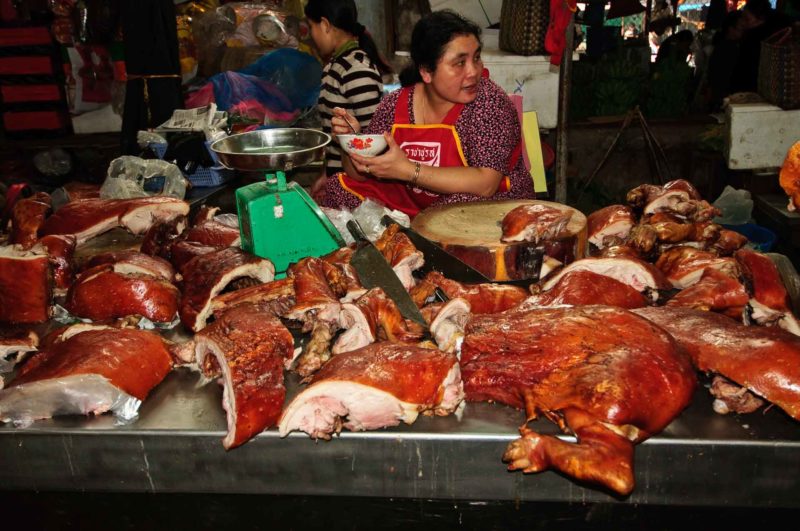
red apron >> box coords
[336,80,513,217]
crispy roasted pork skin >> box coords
[735,249,791,312]
[10,192,51,248]
[711,229,748,256]
[586,205,635,249]
[524,270,647,309]
[284,257,342,323]
[65,264,180,323]
[39,197,189,244]
[183,218,241,248]
[634,306,800,421]
[655,246,740,289]
[210,277,295,318]
[541,257,671,301]
[779,140,800,211]
[501,204,573,243]
[139,216,187,260]
[0,326,171,425]
[461,305,696,495]
[665,267,749,318]
[279,342,463,439]
[416,271,528,314]
[193,303,294,449]
[179,247,275,331]
[38,234,77,292]
[0,245,52,324]
[81,250,176,282]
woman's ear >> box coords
[420,67,432,84]
[320,16,332,33]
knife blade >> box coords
[380,215,491,283]
[346,219,428,327]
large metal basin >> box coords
[210,128,331,172]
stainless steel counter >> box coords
[2,366,800,508]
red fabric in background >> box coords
[545,0,577,67]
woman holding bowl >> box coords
[323,9,535,217]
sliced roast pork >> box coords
[81,250,176,282]
[0,326,171,426]
[461,305,696,496]
[0,328,38,383]
[183,215,241,248]
[65,263,180,323]
[0,244,52,324]
[284,257,342,323]
[10,192,51,249]
[524,270,647,309]
[279,342,463,439]
[655,246,740,289]
[415,271,528,314]
[210,277,296,319]
[586,205,635,249]
[634,306,800,421]
[179,247,275,331]
[39,197,189,244]
[541,257,671,302]
[139,215,188,260]
[375,224,424,289]
[501,203,573,243]
[193,303,294,449]
[429,297,471,354]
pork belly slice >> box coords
[633,306,800,421]
[170,240,219,275]
[180,247,275,331]
[81,250,176,282]
[524,270,647,309]
[656,246,740,289]
[541,257,670,302]
[0,244,52,324]
[0,326,171,426]
[183,216,241,248]
[38,234,77,293]
[210,277,295,318]
[375,224,424,290]
[461,305,696,496]
[193,303,294,449]
[666,268,749,319]
[586,205,635,249]
[10,192,51,249]
[429,297,471,354]
[0,328,39,379]
[501,204,573,243]
[39,197,189,244]
[65,264,180,323]
[279,342,463,439]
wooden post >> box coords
[555,14,574,204]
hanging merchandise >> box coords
[498,0,550,56]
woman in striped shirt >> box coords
[305,0,392,199]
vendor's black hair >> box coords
[399,10,482,87]
[305,0,393,75]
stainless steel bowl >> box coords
[210,128,331,172]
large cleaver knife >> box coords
[346,219,428,327]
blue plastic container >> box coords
[722,223,777,253]
[149,142,234,187]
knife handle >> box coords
[380,215,395,228]
[346,219,367,243]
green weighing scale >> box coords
[210,128,345,277]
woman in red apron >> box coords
[323,10,535,218]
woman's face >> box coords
[423,34,483,105]
[308,18,333,58]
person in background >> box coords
[730,0,793,93]
[322,10,535,218]
[655,30,695,65]
[304,0,392,200]
[707,10,746,110]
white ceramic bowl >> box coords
[338,134,387,157]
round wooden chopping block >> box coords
[411,200,587,281]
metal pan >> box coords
[209,128,331,172]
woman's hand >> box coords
[331,107,360,136]
[349,132,415,182]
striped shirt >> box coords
[318,46,383,175]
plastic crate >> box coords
[149,141,234,187]
[722,223,777,253]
